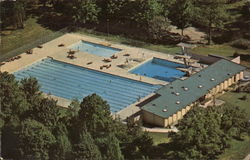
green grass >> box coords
[191,44,250,57]
[148,132,170,145]
[219,92,250,119]
[191,45,250,69]
[0,18,53,54]
[219,135,250,160]
[218,91,250,160]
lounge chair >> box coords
[37,45,43,48]
[107,64,111,68]
[67,54,75,59]
[111,55,118,59]
[67,49,75,54]
[26,49,33,54]
[58,43,65,47]
[103,58,112,62]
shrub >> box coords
[239,95,247,100]
[230,39,250,50]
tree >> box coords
[19,77,42,104]
[72,131,102,160]
[0,0,26,29]
[195,0,229,44]
[50,123,72,160]
[72,0,100,25]
[119,121,155,159]
[39,0,50,7]
[31,98,60,129]
[97,0,127,20]
[220,105,248,139]
[22,0,39,8]
[169,0,194,37]
[77,94,113,136]
[171,107,228,159]
[131,0,163,27]
[133,133,154,158]
[0,72,29,121]
[16,119,56,160]
[95,133,124,160]
[160,0,177,18]
[105,133,124,160]
[147,16,170,42]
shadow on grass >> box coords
[36,12,72,31]
[212,2,250,44]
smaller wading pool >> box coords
[130,58,186,82]
[70,41,121,57]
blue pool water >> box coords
[71,41,121,57]
[14,58,160,113]
[130,58,186,82]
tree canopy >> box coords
[194,0,229,44]
[170,105,248,159]
[0,71,155,160]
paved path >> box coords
[243,152,250,160]
[142,127,178,133]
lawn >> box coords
[0,18,54,55]
[191,44,250,57]
[148,132,170,145]
[219,91,250,119]
[218,91,250,160]
[219,135,250,160]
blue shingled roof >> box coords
[142,59,246,118]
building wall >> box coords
[231,56,241,64]
[240,71,244,79]
[142,110,165,127]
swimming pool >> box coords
[70,41,121,57]
[130,58,186,82]
[14,58,160,113]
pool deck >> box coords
[0,33,199,120]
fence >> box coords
[0,27,69,62]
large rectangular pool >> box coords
[130,58,186,82]
[70,41,121,57]
[14,58,160,113]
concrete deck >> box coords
[0,33,192,120]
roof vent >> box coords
[176,101,180,104]
[198,85,203,88]
[152,104,156,106]
[170,86,173,89]
[211,78,215,81]
[162,109,168,112]
[184,87,189,91]
[175,92,180,96]
[198,75,201,77]
[227,73,231,76]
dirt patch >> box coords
[169,26,207,44]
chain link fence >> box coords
[0,27,70,62]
